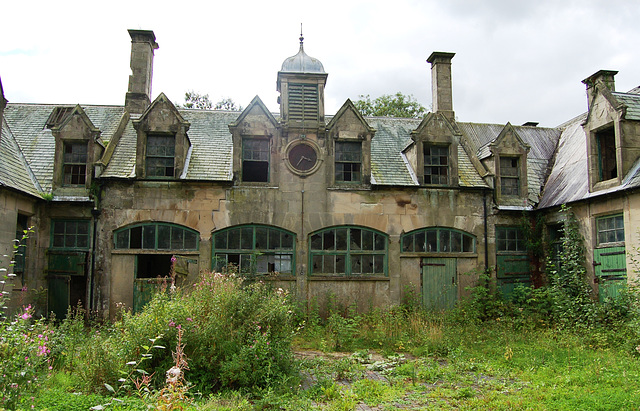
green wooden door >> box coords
[421,258,457,310]
[496,254,531,299]
[133,278,167,314]
[48,276,70,320]
[594,246,626,302]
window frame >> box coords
[309,226,388,277]
[595,126,617,182]
[241,138,270,183]
[51,219,91,250]
[496,226,526,253]
[596,214,624,247]
[212,225,295,276]
[145,134,176,179]
[335,141,362,184]
[114,223,199,251]
[62,141,88,186]
[499,156,520,196]
[423,144,450,185]
[401,227,476,254]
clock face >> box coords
[288,142,318,172]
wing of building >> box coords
[1,30,637,318]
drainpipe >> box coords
[483,189,489,271]
[89,181,102,313]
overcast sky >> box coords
[2,0,639,127]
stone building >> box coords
[1,29,639,319]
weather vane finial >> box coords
[299,23,304,47]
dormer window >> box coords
[423,145,449,185]
[500,156,520,196]
[335,141,362,183]
[596,126,616,181]
[242,138,269,183]
[63,142,88,185]
[146,134,175,178]
[45,106,73,129]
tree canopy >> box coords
[354,92,427,118]
[179,91,243,111]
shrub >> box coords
[100,270,297,395]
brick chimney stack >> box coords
[427,52,455,121]
[582,70,618,110]
[125,29,159,114]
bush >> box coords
[100,270,297,394]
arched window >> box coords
[401,227,475,253]
[310,226,388,276]
[114,223,199,250]
[212,225,295,275]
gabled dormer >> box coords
[489,123,530,205]
[229,96,278,184]
[410,112,460,187]
[50,105,103,194]
[133,93,190,179]
[582,70,640,192]
[277,33,327,134]
[326,99,375,186]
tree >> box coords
[354,92,427,118]
[180,91,213,110]
[214,98,243,111]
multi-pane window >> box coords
[63,142,87,185]
[114,223,199,250]
[288,83,319,122]
[146,135,175,178]
[496,227,526,252]
[423,145,449,185]
[335,141,362,183]
[596,127,617,181]
[310,227,387,276]
[242,139,270,182]
[402,228,475,253]
[52,220,90,249]
[213,225,294,275]
[500,157,520,196]
[597,214,624,245]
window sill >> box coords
[595,242,625,249]
[400,252,477,258]
[308,275,389,281]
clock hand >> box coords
[296,156,311,166]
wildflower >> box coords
[636,345,640,354]
[166,366,181,384]
[168,320,175,328]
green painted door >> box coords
[421,258,457,310]
[496,254,531,299]
[594,246,626,302]
[133,278,167,314]
[48,276,70,320]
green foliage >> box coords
[546,206,597,329]
[179,91,243,111]
[214,97,243,111]
[354,92,426,118]
[107,270,296,393]
[180,91,213,109]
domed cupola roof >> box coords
[280,33,325,73]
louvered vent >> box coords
[288,83,319,122]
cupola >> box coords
[277,31,328,132]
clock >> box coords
[286,140,321,175]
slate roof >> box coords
[457,122,562,203]
[0,118,42,197]
[538,90,640,209]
